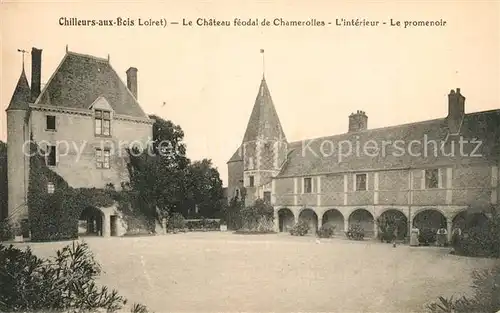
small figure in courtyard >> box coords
[436,228,448,247]
[410,226,420,246]
[451,227,462,251]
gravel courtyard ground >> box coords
[16,232,497,313]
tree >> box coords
[185,159,224,218]
[123,116,191,230]
[123,116,225,229]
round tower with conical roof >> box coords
[6,57,33,226]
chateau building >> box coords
[6,47,154,237]
[227,75,500,239]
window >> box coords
[46,115,56,130]
[46,145,56,166]
[356,174,367,191]
[47,182,55,194]
[95,110,111,136]
[263,191,271,203]
[248,157,254,169]
[96,148,111,169]
[304,177,312,193]
[235,188,240,199]
[249,175,254,187]
[425,168,439,189]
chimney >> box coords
[348,110,368,132]
[31,47,42,102]
[447,88,465,134]
[126,67,138,99]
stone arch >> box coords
[377,207,409,220]
[377,209,408,240]
[452,210,489,230]
[79,206,105,236]
[277,208,295,232]
[299,208,319,234]
[412,207,448,220]
[412,209,446,230]
[349,208,375,237]
[322,209,344,234]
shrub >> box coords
[427,264,500,313]
[454,225,500,258]
[0,219,13,241]
[238,199,274,233]
[346,224,364,240]
[167,212,186,231]
[0,241,151,313]
[317,224,336,238]
[185,218,220,231]
[418,227,436,246]
[290,220,309,236]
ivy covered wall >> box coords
[27,141,116,242]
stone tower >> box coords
[239,76,288,206]
[6,56,33,224]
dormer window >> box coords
[95,109,111,136]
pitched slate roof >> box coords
[35,51,148,118]
[277,110,500,178]
[6,67,31,111]
[242,77,287,142]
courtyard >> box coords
[16,232,496,313]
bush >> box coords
[427,264,500,313]
[167,212,186,231]
[317,224,336,238]
[418,227,436,246]
[0,241,151,313]
[238,199,274,233]
[290,220,309,236]
[346,224,364,240]
[454,225,500,258]
[185,218,220,231]
[0,219,14,241]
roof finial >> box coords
[260,48,265,79]
[66,44,68,53]
[107,53,110,62]
[17,49,28,70]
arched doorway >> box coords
[349,209,375,237]
[377,209,408,241]
[413,209,446,230]
[453,211,489,231]
[278,208,295,232]
[322,209,344,235]
[452,211,467,230]
[299,209,318,235]
[79,206,104,236]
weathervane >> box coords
[17,49,28,69]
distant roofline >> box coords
[67,50,109,63]
[287,108,500,146]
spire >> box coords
[6,67,31,111]
[242,76,287,142]
[260,49,265,79]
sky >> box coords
[1,0,499,186]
